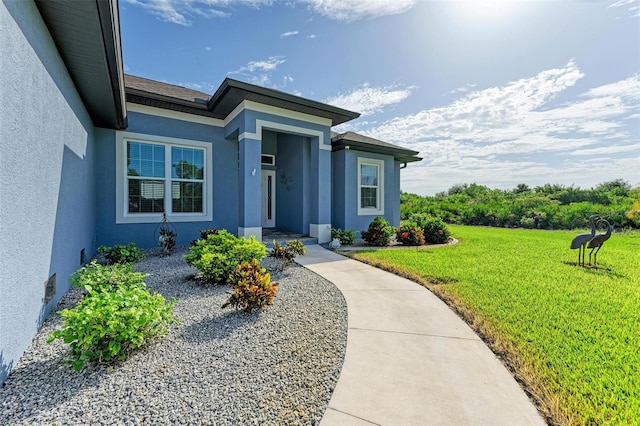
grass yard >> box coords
[348,226,640,425]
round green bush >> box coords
[361,217,394,246]
[395,221,425,246]
[409,213,451,244]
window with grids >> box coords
[357,157,384,215]
[127,141,204,214]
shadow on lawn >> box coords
[562,261,627,279]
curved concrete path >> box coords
[296,245,545,426]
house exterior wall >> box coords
[275,133,310,234]
[331,149,401,234]
[225,107,333,242]
[0,1,97,385]
[95,111,239,247]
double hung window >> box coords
[117,133,211,224]
[357,157,384,215]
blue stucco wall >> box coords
[331,150,347,229]
[275,133,310,234]
[0,1,97,385]
[95,112,240,247]
[331,149,401,234]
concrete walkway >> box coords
[296,245,545,426]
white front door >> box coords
[261,170,276,228]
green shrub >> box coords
[199,228,219,240]
[410,213,451,244]
[269,239,306,271]
[395,221,425,246]
[48,273,174,371]
[70,260,146,293]
[222,259,279,313]
[185,230,266,284]
[361,216,394,246]
[331,228,356,245]
[97,243,144,265]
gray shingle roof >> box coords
[125,75,210,104]
[331,131,422,163]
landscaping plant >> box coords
[185,230,266,284]
[48,263,174,371]
[269,239,306,271]
[361,216,394,246]
[222,259,279,313]
[97,243,144,265]
[70,260,146,293]
[331,228,356,245]
[409,213,450,244]
[395,221,425,246]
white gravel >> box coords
[0,246,347,425]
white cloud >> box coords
[325,83,415,116]
[281,30,299,37]
[205,46,211,51]
[355,62,640,194]
[304,0,415,22]
[123,0,271,26]
[307,34,317,39]
[608,0,640,17]
[228,56,286,87]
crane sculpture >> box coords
[570,215,599,266]
[587,218,612,267]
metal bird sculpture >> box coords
[587,218,613,267]
[570,215,599,266]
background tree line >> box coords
[401,179,640,230]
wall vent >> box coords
[44,274,56,304]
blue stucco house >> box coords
[0,0,420,384]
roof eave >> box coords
[36,0,127,130]
[96,0,127,129]
[331,140,422,163]
[210,78,361,126]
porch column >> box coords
[309,136,332,243]
[238,135,262,240]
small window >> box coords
[261,154,275,166]
[357,157,384,215]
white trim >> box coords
[239,119,331,151]
[357,157,385,216]
[127,103,224,127]
[238,226,262,240]
[261,154,276,166]
[115,131,213,224]
[261,170,276,228]
[225,100,332,127]
[310,223,332,244]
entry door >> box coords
[261,170,276,228]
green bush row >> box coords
[401,179,640,230]
[361,216,451,246]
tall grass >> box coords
[349,226,640,425]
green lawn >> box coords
[348,226,640,425]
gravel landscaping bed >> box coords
[0,247,348,425]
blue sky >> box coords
[120,0,640,196]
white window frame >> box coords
[116,131,213,224]
[357,157,384,216]
[261,154,276,166]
